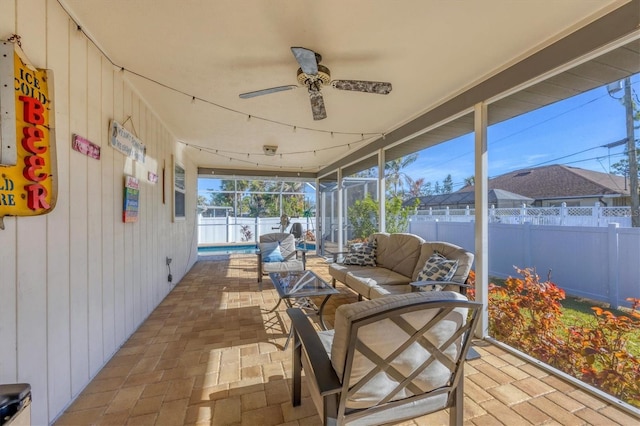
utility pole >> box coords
[609,77,639,227]
[623,77,639,227]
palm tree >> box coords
[385,154,418,197]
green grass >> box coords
[559,295,640,357]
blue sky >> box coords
[404,75,639,191]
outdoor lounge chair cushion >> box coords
[259,241,285,262]
[258,233,305,282]
[375,233,425,277]
[260,233,296,259]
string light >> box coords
[247,115,251,122]
[191,96,196,104]
[179,133,370,169]
[293,126,297,133]
[53,2,387,140]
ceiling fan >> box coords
[239,47,392,120]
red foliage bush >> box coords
[466,268,640,407]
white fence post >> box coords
[255,216,259,241]
[523,222,531,267]
[560,202,567,226]
[490,204,496,223]
[607,222,620,308]
[520,203,527,223]
[593,201,601,227]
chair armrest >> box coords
[331,251,350,263]
[287,308,341,396]
[410,280,471,294]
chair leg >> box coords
[450,369,464,426]
[324,395,339,426]
[292,331,302,407]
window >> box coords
[173,159,186,221]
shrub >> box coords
[466,268,640,407]
[240,225,253,242]
[564,298,640,406]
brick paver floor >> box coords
[54,255,639,425]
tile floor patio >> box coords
[54,255,639,425]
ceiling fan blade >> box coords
[331,80,392,94]
[239,85,297,99]
[291,47,318,75]
[309,90,327,120]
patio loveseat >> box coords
[328,233,473,300]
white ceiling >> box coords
[60,0,626,175]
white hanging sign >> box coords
[109,120,145,163]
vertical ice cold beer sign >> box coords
[0,41,56,229]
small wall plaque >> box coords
[72,134,100,159]
[123,175,139,223]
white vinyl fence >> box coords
[198,215,317,245]
[409,220,640,309]
[413,203,633,227]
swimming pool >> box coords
[198,242,316,256]
[198,244,257,255]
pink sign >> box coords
[72,134,101,159]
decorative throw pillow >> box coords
[260,241,285,262]
[343,240,377,266]
[416,252,459,288]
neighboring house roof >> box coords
[405,189,533,208]
[456,164,629,199]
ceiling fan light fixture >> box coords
[297,65,331,86]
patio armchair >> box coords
[257,233,306,285]
[290,222,303,240]
[288,291,481,426]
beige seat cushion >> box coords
[378,233,424,277]
[345,268,412,299]
[259,233,296,259]
[329,262,368,285]
[369,283,411,299]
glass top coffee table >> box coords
[268,270,338,348]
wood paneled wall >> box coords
[0,1,198,423]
